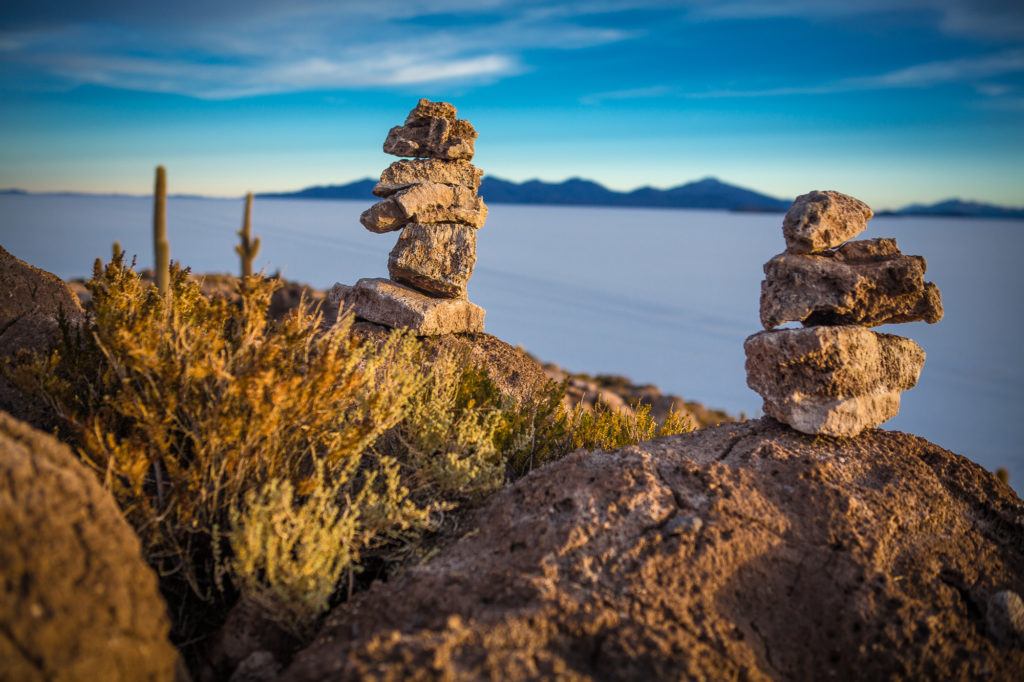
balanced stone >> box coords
[760,238,943,329]
[388,223,477,298]
[383,99,477,160]
[744,326,925,437]
[374,159,483,197]
[360,183,487,233]
[348,278,485,335]
[783,190,873,254]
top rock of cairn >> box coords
[383,98,478,161]
[745,190,943,437]
[782,190,873,254]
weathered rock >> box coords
[360,183,487,233]
[0,246,84,428]
[987,590,1024,645]
[760,238,944,328]
[744,326,925,436]
[383,99,477,160]
[284,419,1024,681]
[388,223,477,297]
[352,321,557,407]
[373,159,483,197]
[201,597,296,682]
[348,278,484,335]
[0,411,178,681]
[783,190,873,253]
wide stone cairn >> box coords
[744,190,944,436]
[342,99,487,335]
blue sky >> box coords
[1,1,1022,208]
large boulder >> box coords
[0,411,179,681]
[744,326,925,437]
[0,245,84,426]
[760,238,943,328]
[284,419,1024,681]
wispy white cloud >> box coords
[681,0,1024,40]
[580,85,673,105]
[685,49,1024,98]
[0,1,632,98]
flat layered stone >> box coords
[360,182,487,233]
[783,190,873,254]
[348,278,484,335]
[760,238,944,329]
[388,223,477,298]
[383,99,477,160]
[744,326,925,436]
[373,159,483,197]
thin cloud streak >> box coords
[684,49,1024,98]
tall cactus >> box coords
[236,191,260,278]
[153,166,170,296]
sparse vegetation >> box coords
[562,400,695,451]
[8,252,699,649]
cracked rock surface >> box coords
[0,411,178,681]
[283,419,1024,681]
[760,238,944,329]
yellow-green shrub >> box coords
[9,255,424,609]
[562,401,695,452]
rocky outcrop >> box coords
[744,326,925,436]
[0,411,178,681]
[283,419,1024,681]
[760,238,944,328]
[782,190,873,253]
[0,245,84,427]
[345,99,488,335]
[746,191,943,436]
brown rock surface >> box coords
[383,99,477,160]
[352,321,557,407]
[373,159,483,197]
[745,326,925,436]
[0,245,84,426]
[783,190,873,253]
[760,238,944,328]
[360,183,487,233]
[0,411,178,681]
[388,223,478,297]
[283,419,1024,681]
[347,278,484,335]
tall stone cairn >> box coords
[744,190,944,437]
[342,99,487,335]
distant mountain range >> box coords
[5,181,1023,218]
[258,176,791,212]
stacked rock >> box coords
[744,190,944,437]
[345,99,488,335]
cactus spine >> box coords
[153,166,170,296]
[236,192,261,278]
